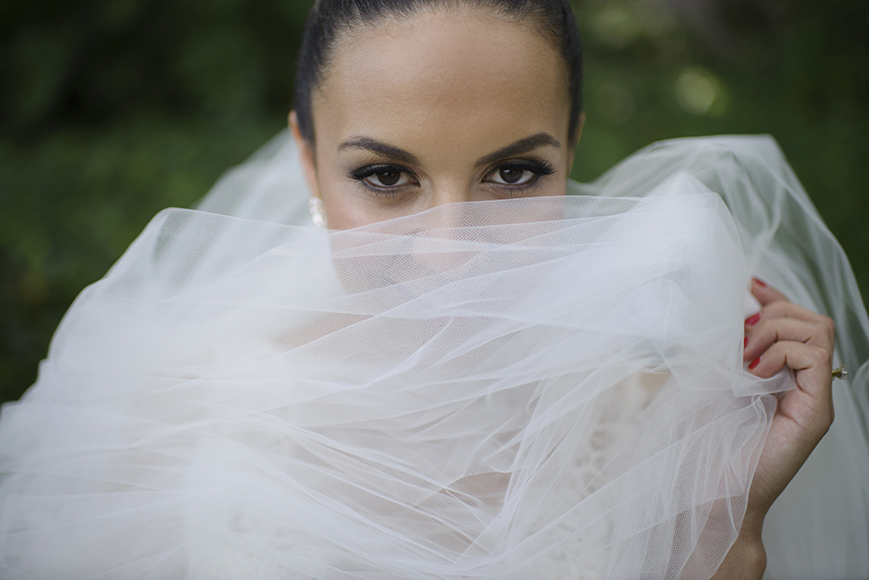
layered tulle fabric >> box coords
[0,134,867,580]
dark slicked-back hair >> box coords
[293,0,583,145]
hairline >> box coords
[302,3,576,147]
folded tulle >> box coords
[1,134,867,580]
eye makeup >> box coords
[348,163,419,198]
[483,159,556,192]
[347,156,558,199]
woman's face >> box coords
[291,7,580,230]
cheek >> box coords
[316,170,394,230]
[309,141,377,229]
[318,179,366,230]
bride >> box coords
[1,1,867,578]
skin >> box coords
[289,7,836,577]
[712,278,835,579]
[289,6,581,229]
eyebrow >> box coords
[338,137,421,165]
[475,133,561,168]
[338,133,561,168]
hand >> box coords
[712,278,836,580]
[742,277,835,519]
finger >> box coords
[747,342,835,450]
[747,341,833,402]
[751,277,789,306]
[745,301,836,340]
[744,317,834,361]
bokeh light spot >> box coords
[675,66,727,116]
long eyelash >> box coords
[347,164,414,182]
[486,159,557,194]
[493,159,557,177]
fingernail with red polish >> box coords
[745,313,761,326]
[748,357,761,370]
[753,278,768,288]
[744,336,749,348]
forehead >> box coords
[312,8,570,158]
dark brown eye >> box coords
[377,171,401,186]
[361,170,412,189]
[499,168,526,184]
[349,164,416,193]
[484,160,555,188]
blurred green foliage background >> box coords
[1,0,867,404]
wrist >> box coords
[741,505,767,544]
[709,507,767,580]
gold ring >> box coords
[832,365,848,380]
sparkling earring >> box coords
[308,196,328,229]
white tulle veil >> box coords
[0,131,867,580]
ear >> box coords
[289,110,321,200]
[567,112,586,175]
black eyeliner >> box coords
[348,163,415,181]
[347,163,419,198]
[493,159,556,176]
[483,158,557,194]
